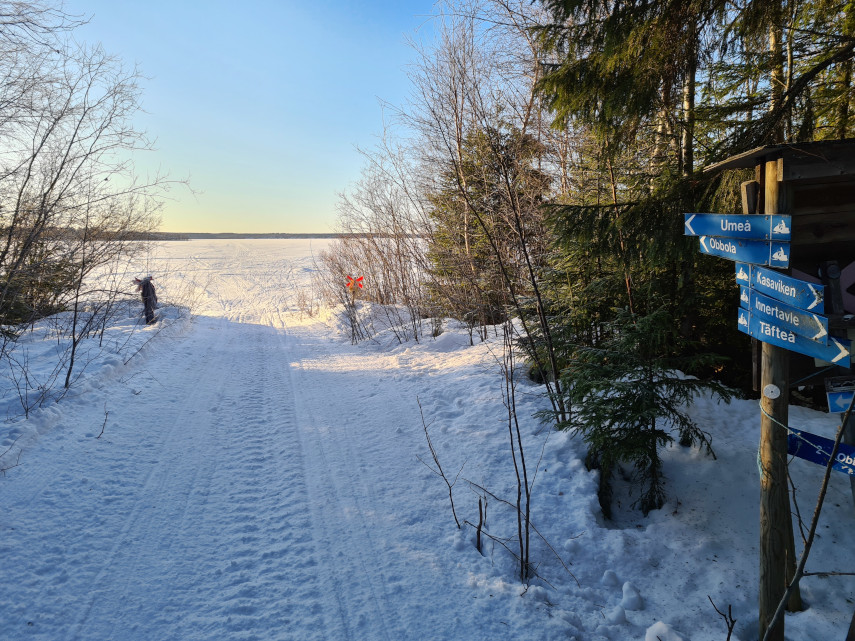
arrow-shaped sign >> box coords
[746,289,829,344]
[735,263,825,314]
[830,337,849,365]
[684,213,791,240]
[788,428,855,476]
[701,237,789,267]
[828,391,855,412]
[826,376,855,413]
[737,310,850,367]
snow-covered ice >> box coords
[0,239,853,641]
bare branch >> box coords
[708,596,737,641]
[417,396,463,529]
[96,402,108,439]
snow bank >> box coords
[0,240,852,641]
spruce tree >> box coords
[559,307,732,516]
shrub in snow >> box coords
[555,308,732,515]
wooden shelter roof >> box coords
[704,139,855,181]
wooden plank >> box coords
[781,145,855,182]
[791,214,855,245]
[791,180,855,216]
[743,187,762,394]
[791,210,855,229]
[742,180,760,215]
[783,158,855,181]
[790,247,855,276]
[789,212,855,269]
[752,337,761,392]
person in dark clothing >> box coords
[134,276,157,324]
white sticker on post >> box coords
[763,384,781,400]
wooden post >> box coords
[758,157,791,641]
[784,501,803,613]
[742,180,763,392]
[741,180,760,215]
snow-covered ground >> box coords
[0,239,852,641]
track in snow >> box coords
[0,242,495,641]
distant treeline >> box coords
[131,232,348,241]
[2,230,412,241]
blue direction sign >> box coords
[747,289,828,343]
[736,263,825,314]
[699,237,789,267]
[788,428,855,476]
[684,213,792,241]
[737,310,850,368]
[826,377,855,413]
[828,390,855,412]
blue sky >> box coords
[65,1,436,233]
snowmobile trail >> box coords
[271,321,526,641]
[1,315,335,640]
[0,242,491,641]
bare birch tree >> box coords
[0,1,171,406]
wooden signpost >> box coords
[688,141,855,641]
[757,157,796,641]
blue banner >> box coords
[747,289,828,344]
[700,237,789,267]
[788,428,855,476]
[737,310,850,368]
[684,213,791,241]
[741,264,825,314]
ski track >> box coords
[0,242,483,641]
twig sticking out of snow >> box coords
[415,396,464,529]
[708,596,736,641]
[96,403,109,439]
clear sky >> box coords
[64,1,436,233]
